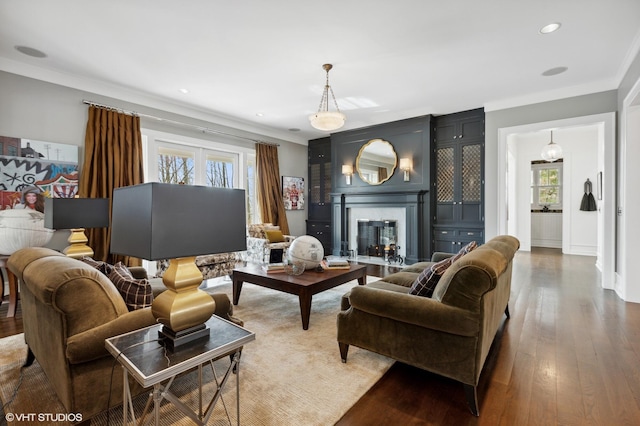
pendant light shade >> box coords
[309,64,346,132]
[541,130,563,162]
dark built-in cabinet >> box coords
[432,109,485,253]
[306,137,332,254]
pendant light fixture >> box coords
[541,130,563,162]
[309,64,346,132]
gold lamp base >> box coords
[152,257,216,350]
[63,228,94,259]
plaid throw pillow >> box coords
[108,262,153,311]
[408,241,477,298]
[80,256,114,276]
[409,257,453,298]
[450,241,478,263]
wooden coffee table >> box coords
[232,263,367,330]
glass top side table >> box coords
[106,314,255,425]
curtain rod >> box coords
[82,99,280,146]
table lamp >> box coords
[44,198,110,258]
[110,182,247,350]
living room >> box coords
[2,1,640,424]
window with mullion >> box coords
[144,130,257,224]
[531,162,563,209]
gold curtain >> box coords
[256,143,290,235]
[79,106,144,265]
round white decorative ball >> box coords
[287,235,324,269]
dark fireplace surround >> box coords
[326,115,433,264]
[331,191,429,264]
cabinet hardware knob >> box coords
[453,135,457,139]
[459,134,463,138]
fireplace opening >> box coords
[357,220,399,261]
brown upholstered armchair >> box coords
[8,247,241,420]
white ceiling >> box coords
[1,1,639,145]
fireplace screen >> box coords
[357,220,398,259]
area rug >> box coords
[0,276,392,425]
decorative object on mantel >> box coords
[580,178,597,211]
[44,197,110,258]
[541,130,563,162]
[0,209,54,255]
[309,63,346,131]
[110,182,247,351]
[342,164,353,185]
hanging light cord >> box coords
[315,64,342,114]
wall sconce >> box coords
[342,164,353,185]
[399,158,413,182]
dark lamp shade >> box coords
[110,182,247,260]
[44,198,110,229]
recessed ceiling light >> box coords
[542,66,568,76]
[256,113,264,117]
[179,88,189,94]
[539,22,561,34]
[14,45,47,58]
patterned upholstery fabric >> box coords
[108,262,153,311]
[246,223,295,264]
[155,252,238,280]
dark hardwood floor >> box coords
[3,250,640,425]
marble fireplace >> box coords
[347,209,405,263]
[331,191,429,264]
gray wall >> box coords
[0,71,309,237]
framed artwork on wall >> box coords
[282,176,304,210]
[0,135,79,211]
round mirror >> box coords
[356,139,397,185]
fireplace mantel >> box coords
[331,191,430,264]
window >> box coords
[531,162,562,209]
[157,146,195,184]
[206,153,233,188]
[143,129,257,224]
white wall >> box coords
[616,45,640,303]
[618,78,640,302]
[507,127,598,255]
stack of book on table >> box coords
[262,262,285,273]
[321,258,350,270]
